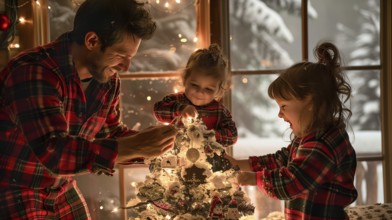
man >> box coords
[0,0,177,219]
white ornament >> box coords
[161,155,177,168]
[186,148,200,163]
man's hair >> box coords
[71,0,156,50]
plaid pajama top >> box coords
[249,126,358,220]
[0,33,133,190]
[153,93,238,147]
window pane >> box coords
[348,70,381,155]
[48,0,77,40]
[73,174,122,219]
[232,74,289,159]
[354,161,384,204]
[309,0,380,65]
[125,0,197,72]
[229,0,308,70]
[120,77,182,129]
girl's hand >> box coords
[223,154,252,171]
[181,105,198,119]
[224,153,239,167]
[237,171,257,186]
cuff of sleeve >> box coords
[249,156,262,171]
[256,170,277,199]
[176,103,188,113]
[90,139,118,176]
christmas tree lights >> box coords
[126,117,255,219]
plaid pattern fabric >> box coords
[0,179,89,220]
[153,93,238,147]
[250,126,358,220]
[0,33,133,218]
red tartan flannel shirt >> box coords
[153,93,237,147]
[0,33,134,190]
[249,125,358,219]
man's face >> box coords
[87,34,141,83]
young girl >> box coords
[153,43,237,147]
[225,42,358,219]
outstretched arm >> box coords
[215,107,238,146]
[116,124,178,163]
[153,93,189,123]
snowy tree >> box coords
[230,0,317,138]
[336,0,380,206]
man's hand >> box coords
[116,124,178,163]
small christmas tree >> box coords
[126,117,255,219]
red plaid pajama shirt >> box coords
[249,126,358,219]
[0,33,134,219]
[153,93,238,147]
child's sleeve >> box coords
[249,146,290,171]
[215,107,238,147]
[153,93,188,123]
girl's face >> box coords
[275,96,312,137]
[184,72,221,106]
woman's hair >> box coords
[182,43,230,100]
[71,0,156,51]
[268,42,352,134]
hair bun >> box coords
[314,42,340,67]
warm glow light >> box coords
[99,206,103,210]
[131,182,137,187]
[19,17,27,24]
[164,2,169,8]
[35,0,41,6]
[48,6,51,10]
[112,207,118,213]
[156,0,160,3]
[174,88,179,93]
[166,215,171,219]
[193,37,198,43]
[169,47,176,52]
[175,0,181,3]
[146,96,151,101]
[178,33,182,38]
[9,43,20,49]
[180,38,187,43]
[242,77,248,84]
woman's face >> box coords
[275,96,312,137]
[184,72,220,106]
